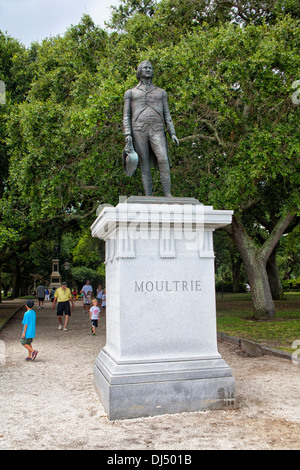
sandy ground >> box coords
[0,301,299,451]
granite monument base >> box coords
[91,197,236,420]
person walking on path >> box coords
[45,287,50,301]
[50,287,56,302]
[101,289,106,312]
[36,284,45,309]
[52,282,75,331]
[89,298,100,336]
[81,280,93,314]
[21,299,38,361]
[96,284,103,308]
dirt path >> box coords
[0,301,299,450]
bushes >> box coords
[282,278,300,292]
[216,279,300,293]
[215,282,250,293]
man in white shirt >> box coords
[80,280,93,314]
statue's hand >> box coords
[172,135,179,146]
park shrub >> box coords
[282,278,300,292]
[215,282,249,293]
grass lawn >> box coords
[216,292,300,353]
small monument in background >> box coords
[49,259,61,289]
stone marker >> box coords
[91,197,236,420]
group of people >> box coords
[80,281,106,335]
[51,280,106,332]
[81,280,105,312]
[21,280,106,361]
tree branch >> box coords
[179,119,226,147]
[259,212,296,262]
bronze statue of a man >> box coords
[123,61,179,197]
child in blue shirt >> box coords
[21,299,38,361]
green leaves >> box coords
[2,10,299,222]
[0,4,299,308]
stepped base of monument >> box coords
[94,349,236,420]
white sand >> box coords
[0,302,299,450]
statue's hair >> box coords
[136,60,153,80]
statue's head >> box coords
[136,60,153,81]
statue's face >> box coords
[139,62,153,80]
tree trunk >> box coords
[231,217,275,318]
[12,262,21,299]
[267,247,285,300]
[231,254,242,293]
[229,212,295,319]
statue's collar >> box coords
[137,82,156,92]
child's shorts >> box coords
[21,338,33,345]
[91,320,98,328]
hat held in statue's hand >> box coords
[123,140,139,177]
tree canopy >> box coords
[0,0,299,317]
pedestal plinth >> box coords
[91,197,236,420]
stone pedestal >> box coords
[49,259,61,289]
[91,197,236,420]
